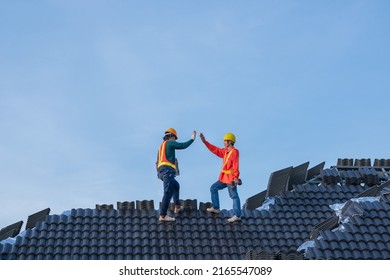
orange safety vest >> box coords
[221,148,235,175]
[157,141,176,170]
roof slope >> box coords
[1,159,390,260]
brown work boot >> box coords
[206,207,220,214]
[159,215,175,222]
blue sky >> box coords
[1,1,390,228]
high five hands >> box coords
[199,133,206,143]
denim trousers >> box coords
[210,180,241,217]
[158,166,180,216]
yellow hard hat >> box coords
[165,128,178,139]
[223,132,236,143]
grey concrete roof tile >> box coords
[3,165,390,260]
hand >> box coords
[231,179,242,187]
[199,133,206,142]
[191,130,197,140]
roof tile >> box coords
[2,160,390,260]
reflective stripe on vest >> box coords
[221,148,235,174]
[157,141,177,170]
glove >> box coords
[199,133,206,142]
[231,179,242,187]
[191,130,197,140]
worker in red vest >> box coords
[157,128,196,222]
[200,132,242,222]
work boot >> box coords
[159,215,175,222]
[206,207,220,214]
[227,215,241,223]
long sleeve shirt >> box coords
[156,139,194,171]
[163,139,194,164]
[203,140,240,184]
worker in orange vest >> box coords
[200,132,242,222]
[157,128,196,222]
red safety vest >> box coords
[157,141,176,170]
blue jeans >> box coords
[158,166,180,216]
[210,180,241,217]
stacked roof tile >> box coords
[1,158,390,260]
[306,198,390,259]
